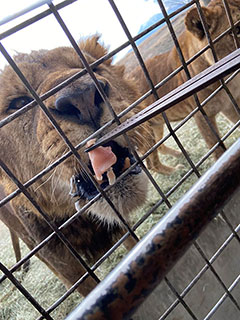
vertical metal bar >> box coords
[195,0,240,116]
[157,0,227,156]
[109,0,201,179]
[220,210,240,243]
[47,1,140,241]
[222,0,240,48]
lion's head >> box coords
[0,36,148,225]
[185,0,240,65]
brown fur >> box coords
[0,36,149,295]
[130,0,240,174]
[0,186,22,265]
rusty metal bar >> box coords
[86,48,240,152]
[222,0,240,48]
[195,0,240,117]
[156,0,202,178]
[67,137,240,320]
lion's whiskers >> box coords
[50,148,70,204]
[34,168,57,193]
[51,164,65,204]
[34,157,58,193]
[133,127,153,150]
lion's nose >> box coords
[55,80,107,128]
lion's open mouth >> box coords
[70,141,141,201]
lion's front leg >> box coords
[145,122,183,175]
[222,106,240,126]
[194,112,226,160]
[35,240,98,296]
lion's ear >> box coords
[79,35,112,65]
[185,6,219,40]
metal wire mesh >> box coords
[0,0,240,319]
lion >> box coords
[0,36,149,296]
[0,187,30,271]
[129,0,240,174]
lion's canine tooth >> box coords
[107,167,116,185]
[75,200,81,212]
[69,176,77,196]
[123,157,131,171]
[86,138,96,147]
[94,175,103,184]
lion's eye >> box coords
[8,96,33,110]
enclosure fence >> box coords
[0,0,240,319]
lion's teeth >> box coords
[123,157,131,171]
[86,138,96,147]
[94,175,103,184]
[75,200,81,212]
[69,176,77,196]
[107,167,116,185]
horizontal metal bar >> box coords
[67,137,240,320]
[85,48,240,152]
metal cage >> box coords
[0,0,240,319]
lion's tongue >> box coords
[87,140,117,182]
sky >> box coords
[0,0,163,69]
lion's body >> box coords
[130,0,240,174]
[0,37,149,295]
